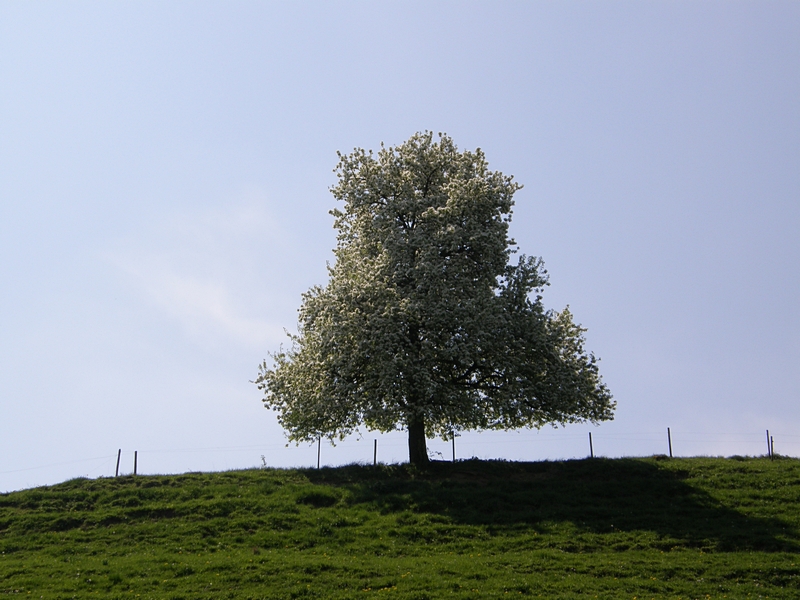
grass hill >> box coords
[1,456,799,599]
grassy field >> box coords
[1,456,799,599]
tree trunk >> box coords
[407,414,429,466]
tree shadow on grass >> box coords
[305,458,799,553]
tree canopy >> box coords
[256,132,614,465]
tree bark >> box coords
[407,414,429,466]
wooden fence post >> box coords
[589,432,594,458]
[766,430,771,457]
[115,449,121,477]
[133,451,137,475]
[373,439,377,466]
[667,427,673,458]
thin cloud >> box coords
[105,193,293,349]
[116,258,283,347]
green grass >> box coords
[2,456,799,598]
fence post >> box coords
[133,451,137,475]
[589,432,594,458]
[373,439,377,466]
[115,449,121,477]
[452,434,456,463]
[667,427,673,458]
[317,437,321,469]
[766,430,771,457]
[771,436,775,460]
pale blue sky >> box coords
[1,1,798,492]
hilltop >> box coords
[1,457,799,598]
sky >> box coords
[1,1,798,492]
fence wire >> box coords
[2,428,797,492]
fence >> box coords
[3,428,800,492]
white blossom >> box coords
[256,132,614,465]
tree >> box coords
[255,132,614,466]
